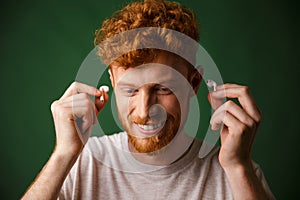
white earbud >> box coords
[99,85,109,102]
[206,79,217,91]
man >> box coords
[22,0,275,199]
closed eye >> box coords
[155,85,173,95]
[120,87,138,97]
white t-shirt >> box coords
[59,132,275,199]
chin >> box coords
[127,118,179,154]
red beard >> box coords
[127,115,179,154]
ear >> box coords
[108,68,115,88]
[189,65,203,97]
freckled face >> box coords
[110,53,195,154]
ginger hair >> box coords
[94,0,199,68]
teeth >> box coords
[137,122,164,131]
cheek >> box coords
[115,94,130,117]
[115,93,142,119]
[159,96,181,117]
[160,94,191,122]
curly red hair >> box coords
[94,0,199,68]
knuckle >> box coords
[240,86,250,94]
[57,107,66,116]
[50,100,58,112]
[71,81,79,89]
[72,81,79,86]
[227,100,235,106]
[82,93,90,98]
[224,100,235,109]
[247,118,256,128]
[81,94,91,103]
[237,123,247,133]
[51,101,69,118]
[209,117,214,125]
[256,109,262,122]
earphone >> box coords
[99,85,109,102]
[206,79,217,91]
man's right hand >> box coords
[50,82,108,157]
[22,82,108,200]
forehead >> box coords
[111,52,190,84]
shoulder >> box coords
[62,132,127,182]
[76,131,130,171]
[199,145,221,167]
[194,144,228,180]
[76,131,126,162]
[59,132,127,199]
[87,131,127,146]
[84,132,127,154]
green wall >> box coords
[1,0,298,199]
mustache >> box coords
[129,115,168,125]
[130,116,156,125]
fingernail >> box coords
[99,85,109,93]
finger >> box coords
[59,93,99,124]
[211,84,261,122]
[95,92,109,115]
[61,82,102,100]
[210,110,246,136]
[216,83,241,90]
[212,100,257,129]
[207,91,225,110]
[71,94,98,125]
[59,93,95,108]
[59,94,98,124]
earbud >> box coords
[99,85,109,102]
[206,79,217,91]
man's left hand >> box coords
[208,83,262,170]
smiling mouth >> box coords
[134,121,166,136]
[137,122,164,130]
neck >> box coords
[128,130,194,166]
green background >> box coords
[1,0,299,199]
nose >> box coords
[135,89,152,120]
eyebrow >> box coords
[116,81,138,88]
[117,79,179,87]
